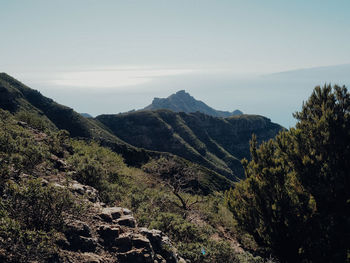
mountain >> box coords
[0,73,282,180]
[144,90,243,117]
[0,73,155,166]
[97,110,283,180]
[0,72,232,190]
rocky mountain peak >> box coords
[144,90,242,118]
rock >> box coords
[122,208,132,215]
[64,220,92,238]
[70,182,86,195]
[97,224,121,244]
[99,207,125,222]
[99,212,113,223]
[116,215,136,228]
[154,254,167,263]
[64,220,97,252]
[131,234,152,251]
[117,249,154,263]
[81,252,103,263]
[139,228,162,251]
[77,236,98,252]
[65,235,98,252]
[114,233,133,252]
[139,228,184,263]
[70,181,99,202]
[50,154,68,171]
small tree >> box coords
[143,157,203,211]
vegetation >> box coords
[225,85,350,263]
[96,109,283,180]
[2,73,348,262]
[0,72,150,167]
[0,110,81,262]
[0,107,261,262]
[67,140,262,262]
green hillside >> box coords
[0,73,152,166]
[0,73,232,192]
[0,108,266,263]
[96,110,283,180]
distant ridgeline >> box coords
[144,90,243,117]
[0,73,283,181]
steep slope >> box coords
[0,73,232,191]
[0,73,149,166]
[144,90,242,117]
[96,110,283,180]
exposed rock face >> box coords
[49,179,185,263]
[144,90,242,117]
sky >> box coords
[1,0,350,127]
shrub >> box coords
[15,111,52,131]
[0,216,57,263]
[2,179,79,231]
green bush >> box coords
[225,85,350,262]
[0,216,57,263]
[2,179,79,231]
[15,111,52,131]
[68,140,126,204]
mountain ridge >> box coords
[97,109,283,180]
[0,72,233,190]
[0,72,283,181]
[144,90,243,117]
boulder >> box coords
[139,228,162,251]
[131,234,152,252]
[97,224,121,244]
[64,219,92,238]
[116,215,136,228]
[70,182,99,202]
[64,220,98,252]
[67,236,98,252]
[99,207,124,222]
[114,233,133,252]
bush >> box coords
[2,179,79,231]
[0,216,58,263]
[67,140,126,204]
[225,85,350,262]
[15,111,52,131]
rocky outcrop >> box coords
[49,179,185,263]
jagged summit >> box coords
[144,90,242,118]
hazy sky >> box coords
[1,0,350,127]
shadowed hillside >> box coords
[0,73,151,166]
[96,110,283,180]
[0,73,233,191]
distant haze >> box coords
[1,1,350,128]
[7,64,350,128]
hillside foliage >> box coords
[225,85,350,263]
[0,108,266,262]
